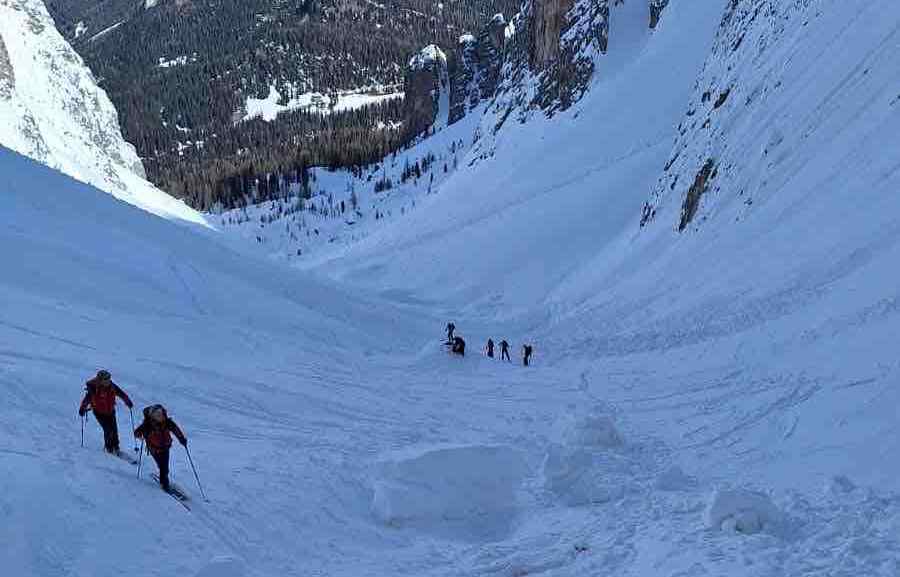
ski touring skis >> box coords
[151,473,191,510]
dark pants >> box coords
[524,356,530,366]
[94,412,119,453]
[151,447,171,490]
[487,349,494,358]
[501,349,510,361]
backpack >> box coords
[143,404,168,421]
[87,379,118,414]
[142,404,174,451]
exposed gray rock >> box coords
[678,158,717,231]
[448,13,509,125]
[529,0,610,114]
[0,35,13,100]
[642,0,820,232]
[529,0,576,69]
[449,35,480,124]
[402,45,448,141]
[649,0,670,29]
[477,14,508,106]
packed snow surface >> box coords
[5,0,900,576]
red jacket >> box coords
[79,378,132,415]
[135,416,187,453]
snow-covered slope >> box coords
[5,0,900,576]
[0,0,203,224]
[253,0,900,571]
[0,146,446,576]
[320,0,900,484]
[315,0,690,312]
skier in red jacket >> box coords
[78,370,133,454]
[134,404,187,492]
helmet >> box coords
[150,406,166,423]
[97,369,111,381]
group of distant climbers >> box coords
[78,369,187,493]
[446,322,534,366]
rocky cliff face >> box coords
[514,0,673,114]
[477,14,509,108]
[417,1,676,141]
[402,45,449,140]
[529,0,577,69]
[449,14,509,125]
[649,0,670,29]
[641,0,827,232]
[0,0,201,223]
[528,0,610,113]
[449,35,480,124]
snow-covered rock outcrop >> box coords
[402,45,450,141]
[649,0,670,29]
[0,0,203,224]
[528,0,610,112]
[449,14,508,124]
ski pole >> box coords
[137,439,144,479]
[80,414,85,448]
[184,445,208,501]
[129,407,138,453]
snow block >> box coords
[706,488,782,535]
[544,414,632,506]
[566,414,623,449]
[543,446,631,506]
[371,445,527,541]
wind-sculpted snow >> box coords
[0,0,203,224]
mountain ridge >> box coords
[0,0,203,224]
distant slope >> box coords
[0,0,203,224]
[302,0,900,496]
[317,0,700,312]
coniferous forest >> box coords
[45,0,518,209]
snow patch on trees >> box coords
[242,84,404,123]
